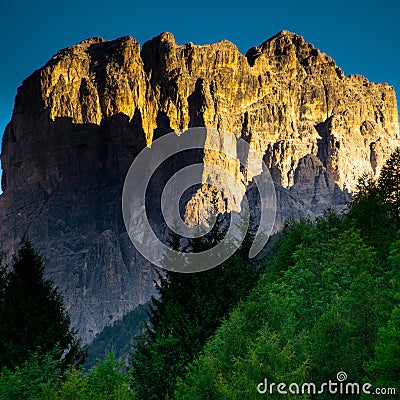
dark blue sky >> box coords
[0,0,399,151]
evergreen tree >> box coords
[366,306,400,390]
[348,148,400,254]
[0,349,62,400]
[348,174,393,255]
[130,214,260,399]
[0,350,136,400]
[378,147,400,227]
[0,241,85,369]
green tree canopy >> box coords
[0,241,85,369]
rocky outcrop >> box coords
[0,31,398,342]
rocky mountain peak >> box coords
[246,30,344,79]
[0,32,398,342]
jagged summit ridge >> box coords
[0,31,398,342]
[8,30,397,191]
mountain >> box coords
[0,31,398,342]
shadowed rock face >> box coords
[0,31,398,342]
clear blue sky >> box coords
[0,0,399,156]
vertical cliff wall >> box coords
[0,31,398,342]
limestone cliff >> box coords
[0,31,398,342]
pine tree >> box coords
[366,306,400,388]
[130,213,260,399]
[378,147,400,227]
[0,241,85,369]
[348,148,400,255]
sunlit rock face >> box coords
[0,30,398,342]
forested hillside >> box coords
[134,149,400,399]
[1,149,399,399]
[85,303,149,369]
